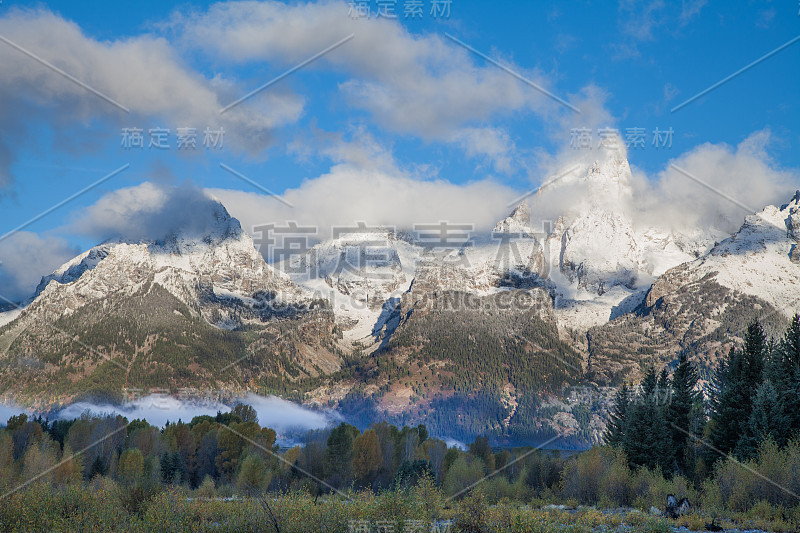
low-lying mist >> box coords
[2,394,341,442]
[57,393,340,433]
[0,402,26,425]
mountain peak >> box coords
[780,190,800,241]
[151,200,244,250]
[494,202,533,234]
[31,198,256,300]
[586,152,632,192]
[781,190,800,211]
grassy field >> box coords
[0,480,681,533]
[3,476,799,532]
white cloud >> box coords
[208,164,518,242]
[65,129,798,265]
[680,0,708,25]
[451,127,516,175]
[56,393,337,432]
[59,130,518,258]
[641,130,798,233]
[613,0,706,58]
[0,7,304,192]
[0,231,79,301]
[443,437,467,450]
[67,181,234,243]
[288,125,399,173]
[172,1,573,147]
[618,0,667,42]
[241,393,340,432]
[529,84,618,183]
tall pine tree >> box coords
[604,383,630,448]
[777,315,800,442]
[735,380,784,460]
[667,353,700,475]
[623,368,673,472]
[707,322,766,462]
[742,321,766,394]
[707,347,745,460]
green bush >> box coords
[561,446,631,506]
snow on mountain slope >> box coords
[647,191,800,320]
[281,151,730,343]
[15,201,311,331]
[284,227,421,346]
[284,204,551,347]
[12,151,766,348]
[585,191,800,385]
[492,201,536,235]
[542,149,723,330]
[0,309,22,328]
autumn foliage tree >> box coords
[352,429,381,485]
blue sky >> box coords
[0,0,798,300]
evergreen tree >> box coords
[393,459,431,488]
[324,423,356,485]
[667,353,700,474]
[707,322,768,463]
[603,383,630,448]
[735,380,784,460]
[777,315,800,442]
[623,368,673,472]
[707,347,748,460]
[170,451,187,484]
[742,321,766,392]
[657,367,671,406]
[468,435,492,465]
[160,451,174,483]
[89,454,107,479]
[416,424,428,443]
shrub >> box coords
[631,468,695,512]
[561,446,632,506]
[196,475,216,498]
[443,456,484,498]
[454,490,488,533]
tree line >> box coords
[0,402,539,499]
[604,315,800,480]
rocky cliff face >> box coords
[586,191,800,385]
[541,150,722,332]
[27,202,313,329]
[3,161,798,446]
[0,200,337,407]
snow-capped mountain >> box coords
[586,190,800,384]
[283,202,551,348]
[22,202,312,330]
[275,226,420,347]
[646,190,800,319]
[273,150,731,346]
[0,199,339,408]
[541,150,723,331]
[8,151,792,354]
[1,161,797,445]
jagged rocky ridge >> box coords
[0,159,798,445]
[0,202,338,408]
